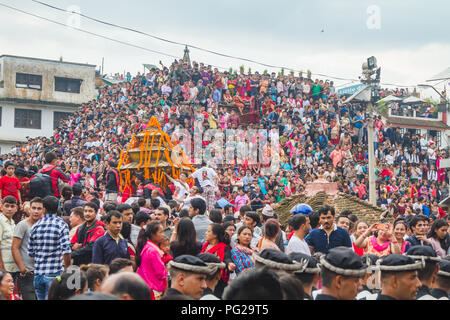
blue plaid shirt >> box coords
[28,214,71,275]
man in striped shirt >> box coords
[28,196,71,300]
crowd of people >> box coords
[0,58,449,300]
[0,193,448,301]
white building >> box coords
[0,55,96,154]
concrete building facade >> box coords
[0,55,96,153]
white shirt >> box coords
[189,87,198,100]
[173,181,190,204]
[191,167,217,188]
[285,235,311,256]
[386,154,394,166]
[182,194,206,210]
[428,147,436,160]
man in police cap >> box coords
[430,259,450,300]
[289,252,321,300]
[164,254,217,300]
[254,249,303,276]
[197,253,226,300]
[315,246,367,300]
[376,254,424,300]
[406,245,441,299]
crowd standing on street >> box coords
[0,59,449,300]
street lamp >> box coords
[360,56,380,206]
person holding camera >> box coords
[354,222,392,257]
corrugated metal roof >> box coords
[387,116,450,129]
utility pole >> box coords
[361,57,381,206]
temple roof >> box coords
[265,191,387,227]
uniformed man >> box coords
[406,245,441,300]
[197,253,226,300]
[315,246,367,300]
[356,254,380,300]
[430,259,450,300]
[289,252,321,300]
[376,254,424,300]
[253,249,303,276]
[164,255,217,300]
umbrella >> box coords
[143,64,159,71]
[402,96,425,104]
[378,95,402,103]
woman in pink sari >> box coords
[181,81,191,101]
[68,164,81,186]
[136,221,168,300]
[329,146,343,168]
[436,155,447,182]
[354,223,392,257]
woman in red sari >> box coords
[201,223,236,298]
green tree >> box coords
[375,100,389,116]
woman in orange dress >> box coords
[233,93,245,115]
[354,223,392,257]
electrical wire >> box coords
[31,0,422,88]
[3,1,420,88]
[30,0,362,82]
[0,2,182,61]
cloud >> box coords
[0,0,449,88]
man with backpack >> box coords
[30,152,68,199]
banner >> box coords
[337,84,365,97]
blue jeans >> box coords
[34,272,61,300]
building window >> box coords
[14,108,41,129]
[53,111,72,129]
[407,128,418,137]
[55,77,82,93]
[16,73,42,90]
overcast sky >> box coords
[1,0,449,97]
